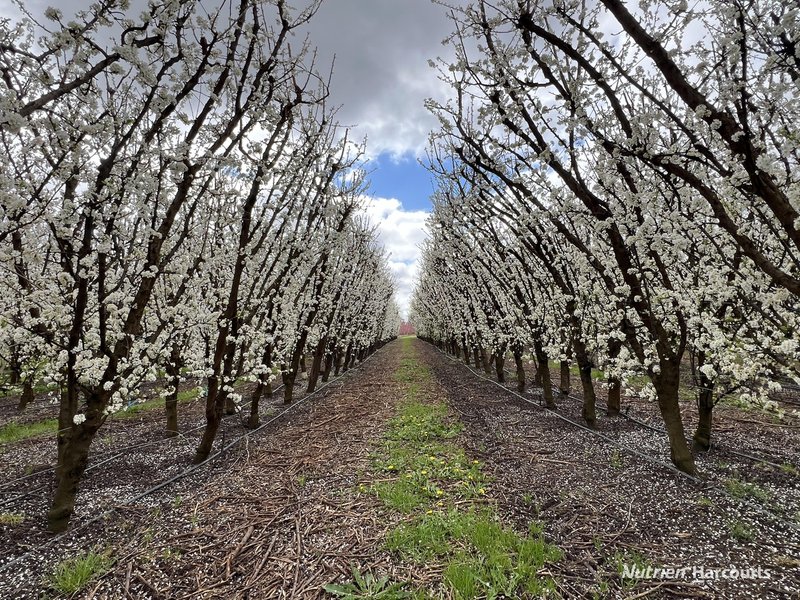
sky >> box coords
[3,0,461,317]
[299,0,465,317]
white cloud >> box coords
[361,197,429,317]
[300,0,463,159]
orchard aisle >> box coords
[78,342,408,599]
[84,337,562,599]
[9,337,563,599]
[418,340,800,599]
[2,341,401,599]
[9,337,797,598]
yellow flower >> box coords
[387,465,395,470]
[478,488,486,495]
[421,470,428,475]
[436,489,444,496]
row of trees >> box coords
[412,0,800,474]
[0,0,399,532]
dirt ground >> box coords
[0,344,408,599]
[423,342,800,599]
[0,338,798,599]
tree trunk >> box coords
[693,388,714,452]
[692,351,714,452]
[559,360,570,395]
[56,374,79,482]
[472,347,481,369]
[652,359,696,474]
[47,420,99,532]
[282,370,296,404]
[224,383,237,415]
[606,338,622,416]
[534,341,555,408]
[8,359,20,385]
[607,377,621,416]
[513,348,525,393]
[494,352,505,383]
[342,344,353,373]
[334,349,343,376]
[480,347,492,375]
[321,351,333,383]
[194,376,222,463]
[48,393,105,533]
[248,380,263,429]
[164,379,180,438]
[17,379,34,411]
[462,339,471,366]
[307,338,326,392]
[573,339,596,427]
[164,344,182,437]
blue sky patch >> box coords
[366,152,434,211]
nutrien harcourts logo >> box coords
[621,564,772,581]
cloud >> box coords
[4,0,462,161]
[361,197,429,317]
[300,0,462,159]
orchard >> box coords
[0,1,798,598]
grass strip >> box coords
[335,337,561,599]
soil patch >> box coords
[420,341,800,599]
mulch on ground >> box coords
[0,347,401,599]
[90,346,405,599]
[2,338,799,599]
[420,342,800,599]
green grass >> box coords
[780,463,798,477]
[548,361,604,381]
[0,386,202,450]
[385,401,462,444]
[0,512,25,525]
[724,478,771,503]
[48,549,114,595]
[696,496,715,508]
[728,520,755,542]
[0,419,58,445]
[115,386,200,419]
[349,338,561,599]
[613,549,651,590]
[324,566,413,599]
[161,547,182,561]
[370,396,486,513]
[388,509,561,596]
